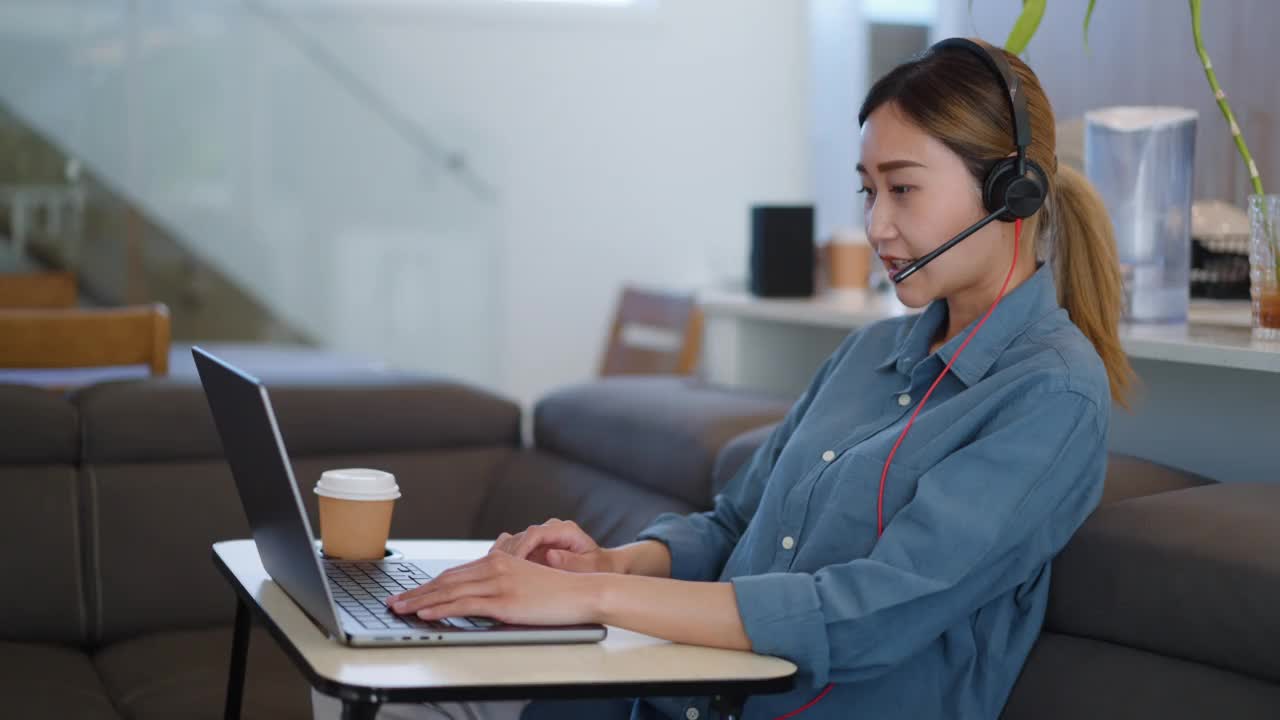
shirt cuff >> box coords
[634,513,721,582]
[731,572,831,683]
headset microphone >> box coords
[890,205,1008,284]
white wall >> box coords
[308,0,812,404]
[808,0,868,241]
[0,0,811,407]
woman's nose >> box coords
[865,198,896,248]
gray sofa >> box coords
[0,346,790,720]
[2,347,1278,719]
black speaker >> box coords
[749,205,815,297]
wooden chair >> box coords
[600,286,703,377]
[0,303,171,378]
[0,270,77,309]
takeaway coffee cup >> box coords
[827,229,872,290]
[314,469,400,560]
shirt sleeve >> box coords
[729,388,1107,685]
[634,331,860,582]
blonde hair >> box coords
[859,40,1134,408]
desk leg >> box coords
[341,700,381,720]
[224,598,251,720]
[712,694,746,720]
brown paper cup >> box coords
[828,241,872,289]
[318,495,396,560]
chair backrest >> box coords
[0,304,171,376]
[0,271,77,309]
[600,286,702,376]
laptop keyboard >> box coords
[325,561,499,632]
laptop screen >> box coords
[193,347,343,638]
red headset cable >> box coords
[877,218,1022,535]
[770,218,1023,720]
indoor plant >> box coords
[991,0,1278,337]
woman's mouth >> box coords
[881,256,916,274]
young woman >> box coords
[323,38,1132,720]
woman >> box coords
[322,38,1132,720]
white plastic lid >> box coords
[314,468,401,501]
[1084,106,1197,131]
[828,227,870,246]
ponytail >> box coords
[1048,165,1135,409]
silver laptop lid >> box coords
[192,346,346,640]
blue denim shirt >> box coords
[633,262,1109,720]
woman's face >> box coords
[858,102,1011,309]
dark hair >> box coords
[858,40,1133,408]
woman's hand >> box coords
[490,519,620,574]
[385,550,602,625]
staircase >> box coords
[0,1,504,388]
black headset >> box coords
[888,38,1048,284]
[935,37,1048,220]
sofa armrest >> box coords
[533,376,790,508]
[1048,482,1280,684]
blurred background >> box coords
[1,0,1274,406]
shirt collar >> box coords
[877,261,1060,386]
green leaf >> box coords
[1004,0,1046,55]
[1084,0,1097,50]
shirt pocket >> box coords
[828,451,926,537]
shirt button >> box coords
[898,393,912,407]
[822,450,836,462]
[686,709,700,720]
[781,536,795,550]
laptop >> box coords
[193,346,607,647]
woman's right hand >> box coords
[490,519,620,574]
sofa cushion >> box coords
[88,449,514,645]
[94,626,311,720]
[1047,483,1280,683]
[1002,632,1280,720]
[534,377,789,508]
[710,423,777,498]
[0,384,77,463]
[74,376,520,464]
[474,450,698,549]
[1102,453,1215,505]
[0,466,88,645]
[0,641,121,719]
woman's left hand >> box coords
[385,550,603,626]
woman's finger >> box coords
[527,545,552,566]
[512,523,593,561]
[510,525,552,560]
[416,597,502,622]
[391,579,501,615]
[489,532,515,554]
[387,559,493,604]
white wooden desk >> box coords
[700,289,1280,483]
[213,540,796,720]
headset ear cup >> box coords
[984,159,1047,220]
[982,158,1018,220]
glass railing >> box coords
[0,99,309,343]
[0,0,503,388]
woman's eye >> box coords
[890,185,912,195]
[857,186,873,196]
